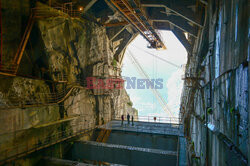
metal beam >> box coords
[83,0,98,13]
[110,26,128,41]
[152,20,197,38]
[113,30,133,61]
[172,27,192,54]
[119,33,138,63]
[105,21,128,27]
[147,8,198,38]
[152,22,171,31]
[109,0,166,49]
[140,0,203,28]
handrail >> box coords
[32,6,82,18]
[106,121,182,136]
[0,74,127,110]
[0,114,182,164]
[112,115,181,124]
[0,118,102,165]
[0,84,85,110]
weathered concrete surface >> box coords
[41,157,126,166]
[179,137,187,166]
[69,141,177,166]
[180,0,249,165]
[63,121,186,166]
[105,131,178,151]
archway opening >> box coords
[122,30,187,119]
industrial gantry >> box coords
[109,0,166,50]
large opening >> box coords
[122,30,187,119]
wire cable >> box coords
[131,45,181,69]
[127,49,174,117]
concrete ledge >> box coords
[98,120,183,136]
[82,141,177,156]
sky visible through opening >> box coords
[121,31,187,118]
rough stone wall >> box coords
[0,1,137,164]
[113,89,138,119]
[180,0,249,165]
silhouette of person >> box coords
[132,115,134,126]
[127,114,130,125]
[121,115,124,126]
[154,117,157,122]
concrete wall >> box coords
[106,131,178,151]
[181,0,249,165]
[70,141,177,166]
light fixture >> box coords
[79,7,83,11]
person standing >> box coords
[132,115,134,126]
[121,115,124,126]
[127,114,130,125]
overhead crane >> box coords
[109,0,166,50]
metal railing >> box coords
[0,114,183,164]
[112,115,181,124]
[0,115,109,165]
[32,6,83,19]
[0,64,17,73]
[102,117,183,136]
[0,84,87,110]
[0,74,131,110]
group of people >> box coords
[121,114,134,126]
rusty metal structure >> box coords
[109,0,166,49]
[96,129,112,143]
[0,2,84,77]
